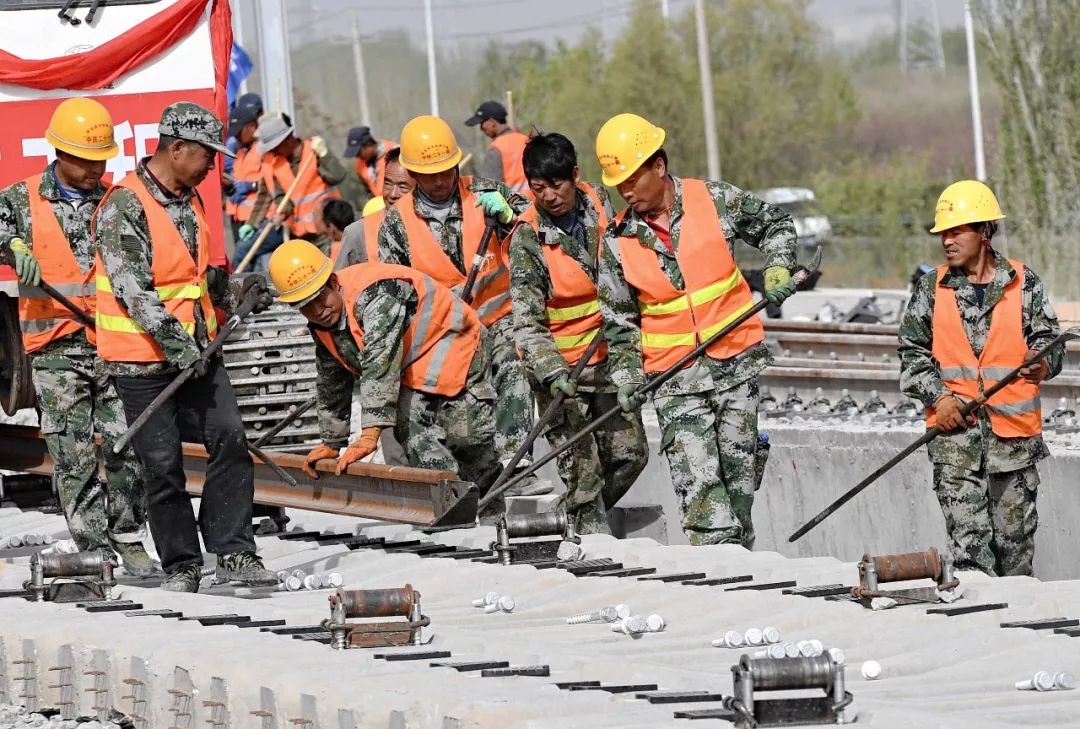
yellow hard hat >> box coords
[362,196,386,217]
[269,239,332,305]
[45,97,119,161]
[930,180,1005,233]
[595,113,666,187]
[398,115,462,174]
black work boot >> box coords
[161,563,202,593]
[216,551,277,586]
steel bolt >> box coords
[645,614,665,633]
[285,576,303,591]
[566,606,618,625]
[827,647,846,665]
[302,575,319,590]
[1016,671,1054,691]
[327,572,344,588]
[1054,672,1077,690]
[861,660,882,680]
[8,536,23,548]
[484,595,515,613]
[752,644,787,660]
[611,615,648,636]
[472,591,500,608]
[782,642,801,658]
[744,627,764,646]
[275,570,289,583]
[614,603,631,619]
[712,630,745,649]
[761,626,781,644]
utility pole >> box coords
[424,0,439,116]
[964,0,987,181]
[253,0,294,115]
[694,0,720,179]
[351,14,372,125]
[661,0,669,19]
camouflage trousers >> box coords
[653,379,762,547]
[395,381,502,507]
[487,316,535,464]
[932,462,1039,576]
[31,342,147,552]
[535,386,648,535]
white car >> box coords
[754,187,832,248]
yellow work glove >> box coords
[310,135,329,158]
[336,427,382,474]
[8,237,41,287]
[303,444,339,479]
[763,266,796,306]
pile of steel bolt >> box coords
[276,569,343,592]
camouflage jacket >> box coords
[248,142,347,226]
[93,159,228,377]
[597,176,797,397]
[898,249,1063,472]
[509,182,618,391]
[313,277,490,447]
[376,174,529,271]
[0,163,104,363]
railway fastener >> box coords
[724,653,854,727]
[327,585,429,649]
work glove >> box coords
[336,427,382,474]
[475,191,515,224]
[303,443,340,480]
[549,374,577,399]
[230,273,273,314]
[8,238,41,287]
[310,135,329,158]
[228,181,256,204]
[763,266,796,306]
[616,384,645,413]
[238,223,257,242]
[933,393,976,432]
[1020,348,1050,384]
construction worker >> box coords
[335,147,414,269]
[223,93,263,241]
[509,133,649,533]
[0,98,156,575]
[594,113,798,547]
[93,102,276,592]
[378,114,549,496]
[267,240,502,502]
[465,100,529,194]
[343,125,398,201]
[239,115,345,266]
[317,198,356,264]
[898,180,1062,577]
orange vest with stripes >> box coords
[262,141,340,237]
[314,263,481,397]
[515,182,608,367]
[354,140,398,196]
[612,178,763,373]
[18,174,96,353]
[225,145,262,223]
[396,176,512,326]
[490,130,529,194]
[93,173,218,363]
[927,261,1041,437]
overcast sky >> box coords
[271,0,965,49]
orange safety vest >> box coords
[515,182,608,367]
[93,173,219,363]
[18,174,96,353]
[354,140,398,196]
[311,263,481,397]
[396,176,512,326]
[927,261,1041,437]
[261,140,340,237]
[226,145,262,223]
[490,130,529,194]
[613,178,763,374]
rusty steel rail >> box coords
[0,424,477,528]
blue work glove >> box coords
[616,384,644,413]
[549,374,577,398]
[8,238,41,287]
[228,181,256,204]
[238,223,257,242]
[763,266,797,306]
[474,191,514,224]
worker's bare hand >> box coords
[1020,348,1049,384]
[933,394,975,432]
[303,444,339,479]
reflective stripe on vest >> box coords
[92,173,219,363]
[490,131,529,193]
[262,141,340,237]
[226,146,263,222]
[355,140,398,196]
[18,173,97,353]
[517,182,609,367]
[334,262,481,397]
[927,261,1041,437]
[396,176,512,326]
[613,178,763,373]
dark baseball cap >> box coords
[227,103,261,138]
[343,126,376,157]
[464,100,507,127]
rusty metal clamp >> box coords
[325,585,429,650]
[851,547,958,603]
